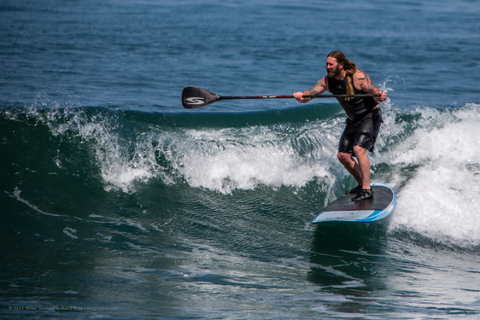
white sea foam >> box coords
[9,187,65,217]
[63,227,78,239]
[42,108,161,193]
[387,104,480,247]
[177,125,339,194]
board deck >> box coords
[312,183,396,223]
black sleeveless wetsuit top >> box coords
[327,76,378,123]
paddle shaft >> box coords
[218,94,379,100]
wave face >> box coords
[2,102,480,249]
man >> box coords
[293,51,387,201]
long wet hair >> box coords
[327,51,357,100]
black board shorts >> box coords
[338,107,383,154]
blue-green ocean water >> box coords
[2,0,480,319]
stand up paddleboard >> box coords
[312,183,396,223]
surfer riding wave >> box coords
[294,51,388,201]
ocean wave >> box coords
[2,102,480,248]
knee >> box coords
[353,146,366,157]
[337,152,352,164]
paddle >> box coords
[182,87,380,109]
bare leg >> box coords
[337,152,363,186]
[353,146,371,189]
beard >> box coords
[327,66,341,78]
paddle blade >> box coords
[182,87,221,109]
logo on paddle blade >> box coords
[184,97,205,105]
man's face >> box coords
[326,57,343,78]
